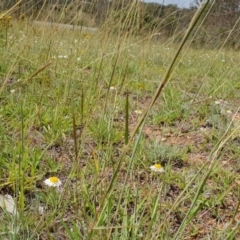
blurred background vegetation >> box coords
[1,0,240,48]
[0,0,240,49]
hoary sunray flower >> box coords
[110,86,117,91]
[58,55,68,59]
[44,177,62,187]
[134,109,142,114]
[150,164,165,173]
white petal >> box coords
[0,194,18,216]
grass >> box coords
[1,2,240,239]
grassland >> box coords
[1,9,240,239]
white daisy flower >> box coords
[150,164,165,173]
[110,86,117,91]
[58,55,68,59]
[134,109,142,114]
[44,177,62,187]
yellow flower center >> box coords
[49,177,59,183]
[154,164,162,169]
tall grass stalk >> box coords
[0,0,22,17]
[125,90,129,145]
[72,110,78,161]
[90,0,212,237]
[103,33,129,114]
[130,0,211,141]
